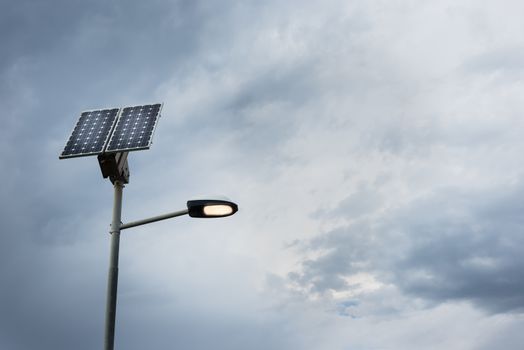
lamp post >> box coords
[58,103,238,350]
[103,181,238,350]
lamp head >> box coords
[187,199,238,218]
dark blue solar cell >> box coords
[60,108,119,158]
[105,103,162,153]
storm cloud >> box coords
[1,0,524,349]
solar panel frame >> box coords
[59,107,121,159]
[104,103,163,154]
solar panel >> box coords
[60,108,120,159]
[105,103,162,153]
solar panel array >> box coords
[59,103,162,159]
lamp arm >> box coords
[120,209,189,230]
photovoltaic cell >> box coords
[60,108,120,158]
[105,103,162,153]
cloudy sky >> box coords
[1,0,524,349]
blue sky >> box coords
[1,1,524,349]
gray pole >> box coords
[104,181,124,350]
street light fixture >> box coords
[118,199,238,230]
[187,199,238,218]
[59,103,238,350]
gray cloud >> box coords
[2,0,524,349]
[292,182,524,314]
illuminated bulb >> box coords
[203,204,234,216]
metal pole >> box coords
[104,181,124,350]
